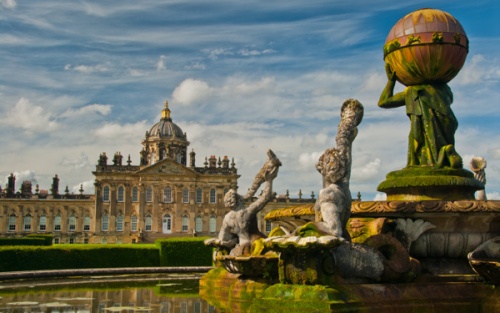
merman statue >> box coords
[205,149,281,256]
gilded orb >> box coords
[384,8,468,86]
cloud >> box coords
[156,55,167,71]
[373,193,387,201]
[352,158,382,181]
[202,48,233,60]
[298,152,322,170]
[64,63,110,74]
[94,121,149,140]
[0,98,58,133]
[72,179,95,194]
[1,0,16,9]
[61,104,112,118]
[172,78,213,105]
[453,54,500,86]
[3,170,38,187]
[59,152,92,170]
[486,191,500,200]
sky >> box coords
[1,0,500,200]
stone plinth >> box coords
[377,167,483,201]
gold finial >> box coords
[162,100,171,119]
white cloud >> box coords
[172,78,213,105]
[156,55,167,71]
[59,152,92,170]
[453,54,500,86]
[202,48,233,60]
[352,158,381,181]
[0,97,58,133]
[3,170,38,187]
[61,104,112,118]
[1,0,16,9]
[72,179,95,194]
[373,193,387,201]
[298,152,322,171]
[486,191,500,200]
[64,63,110,74]
[94,121,149,140]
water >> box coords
[0,274,214,313]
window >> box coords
[132,187,138,202]
[182,188,189,203]
[84,215,91,231]
[145,215,152,231]
[116,214,123,231]
[8,215,16,231]
[209,215,216,233]
[131,215,138,232]
[265,220,273,233]
[177,153,182,163]
[117,186,124,202]
[194,302,201,313]
[69,215,76,232]
[102,214,109,231]
[146,187,153,203]
[39,215,47,231]
[195,216,202,233]
[24,215,31,232]
[163,187,172,203]
[69,238,74,244]
[54,215,61,231]
[101,237,107,244]
[162,214,172,234]
[182,215,189,232]
[54,238,60,244]
[84,238,89,244]
[103,186,110,202]
[210,189,216,204]
[196,188,202,203]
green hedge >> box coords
[27,234,53,246]
[0,237,47,246]
[0,244,160,272]
[156,237,213,266]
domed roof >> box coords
[147,101,187,140]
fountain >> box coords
[200,8,500,312]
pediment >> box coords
[137,158,196,177]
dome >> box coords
[147,101,187,140]
[383,8,468,85]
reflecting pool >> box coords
[0,273,214,313]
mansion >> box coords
[0,102,311,244]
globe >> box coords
[384,8,468,86]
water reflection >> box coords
[0,274,215,313]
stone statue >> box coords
[205,149,281,257]
[470,156,487,200]
[314,99,363,240]
[378,64,462,169]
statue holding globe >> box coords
[376,8,484,200]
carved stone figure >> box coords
[205,149,281,257]
[314,99,363,240]
[379,65,462,169]
[470,156,487,200]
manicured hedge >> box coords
[0,244,160,272]
[0,234,53,246]
[156,237,213,266]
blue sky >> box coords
[1,0,499,200]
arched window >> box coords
[182,215,189,232]
[102,214,109,231]
[265,220,273,233]
[54,215,62,231]
[131,215,138,232]
[150,152,155,165]
[116,214,123,231]
[145,215,152,231]
[196,188,203,203]
[103,186,110,202]
[132,187,138,202]
[39,215,47,232]
[195,216,202,233]
[146,187,153,203]
[209,215,216,233]
[83,215,91,231]
[163,187,172,203]
[210,189,216,204]
[162,214,172,234]
[182,188,189,203]
[68,215,76,232]
[117,186,124,202]
[23,215,31,232]
[8,215,16,231]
